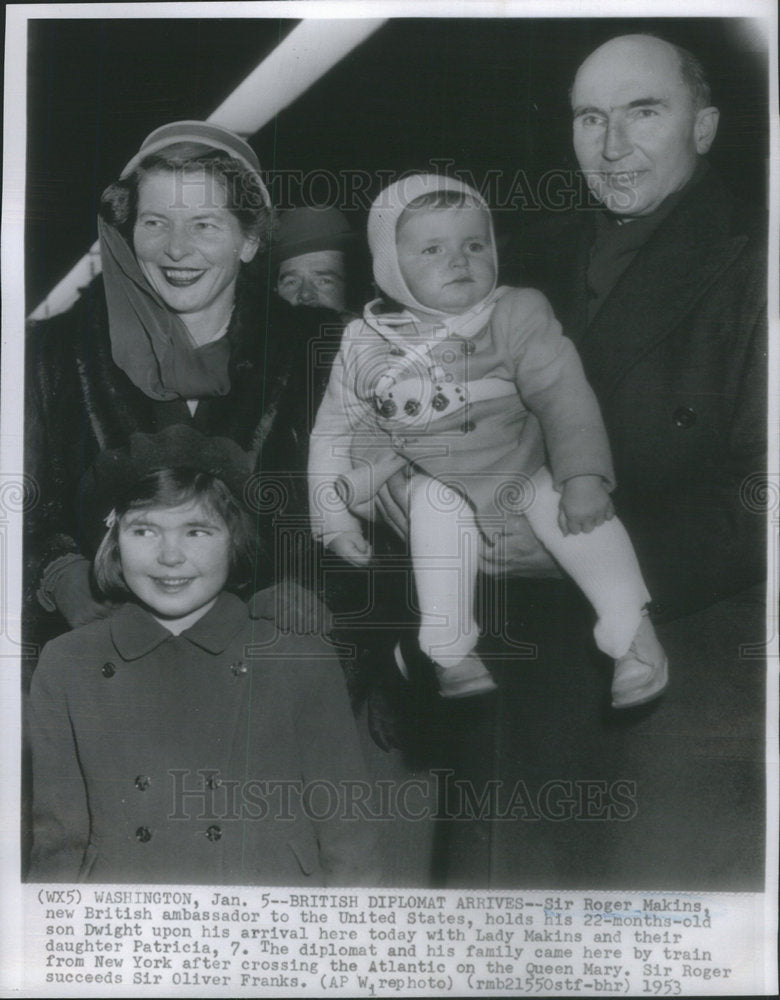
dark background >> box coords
[26,16,769,310]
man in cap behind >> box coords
[272,205,364,315]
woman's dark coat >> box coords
[24,275,339,631]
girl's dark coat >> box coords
[28,593,377,884]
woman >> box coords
[25,122,332,640]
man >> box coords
[521,34,766,618]
[272,205,358,313]
[440,34,767,889]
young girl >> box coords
[309,174,668,706]
[28,427,376,885]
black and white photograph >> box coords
[2,1,777,995]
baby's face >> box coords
[396,205,495,314]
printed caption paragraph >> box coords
[23,886,767,996]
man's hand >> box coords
[478,514,560,577]
[328,531,373,566]
[558,475,615,536]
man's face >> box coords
[571,37,717,217]
[276,250,347,311]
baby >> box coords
[309,174,668,706]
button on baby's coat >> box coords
[28,592,375,885]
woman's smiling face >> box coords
[133,168,258,328]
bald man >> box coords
[442,34,767,891]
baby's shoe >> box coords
[435,654,497,699]
[611,613,669,709]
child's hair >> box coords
[93,468,257,599]
[397,189,487,232]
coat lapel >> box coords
[576,170,746,398]
[524,215,593,343]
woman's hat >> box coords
[270,206,356,268]
[119,120,271,207]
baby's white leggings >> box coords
[408,465,650,667]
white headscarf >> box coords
[367,173,499,323]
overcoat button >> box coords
[672,406,697,428]
[135,826,152,843]
[206,825,222,842]
[461,340,476,355]
[135,775,151,791]
[101,662,116,678]
[432,393,449,411]
[404,399,421,416]
[207,774,222,790]
[461,420,476,433]
[230,660,247,676]
[646,599,667,619]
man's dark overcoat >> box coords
[438,166,768,890]
[515,165,766,618]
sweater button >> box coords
[672,406,696,428]
[461,340,476,355]
[461,420,476,433]
[135,775,151,791]
[379,399,397,418]
[135,826,152,843]
[206,773,222,790]
[230,660,247,676]
[206,825,222,842]
[101,662,116,678]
